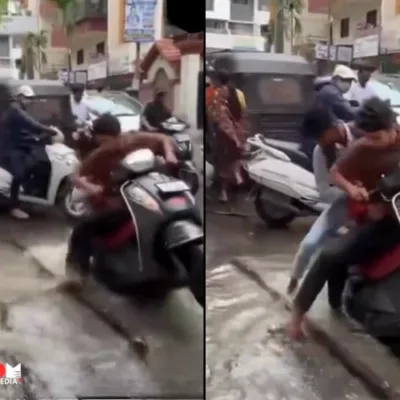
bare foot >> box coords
[287,312,304,340]
[218,189,228,203]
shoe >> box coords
[10,208,30,220]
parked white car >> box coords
[85,91,144,132]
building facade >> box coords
[0,0,40,78]
[205,0,329,54]
[330,0,400,72]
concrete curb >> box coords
[231,256,400,400]
[8,236,204,348]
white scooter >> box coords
[0,127,80,217]
[245,134,328,228]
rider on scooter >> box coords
[66,113,178,283]
[142,89,172,132]
[288,97,400,339]
[287,103,354,294]
[2,85,58,219]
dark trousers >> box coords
[294,217,400,314]
[67,208,131,272]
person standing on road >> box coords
[287,103,354,294]
[207,69,247,203]
[70,83,90,124]
[346,62,377,106]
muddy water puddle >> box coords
[206,263,376,400]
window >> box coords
[258,0,268,10]
[0,36,9,58]
[96,41,105,55]
[366,9,378,28]
[340,18,349,38]
[206,19,228,33]
[206,0,214,11]
[232,0,248,4]
[85,96,137,116]
[229,22,253,35]
[76,49,84,65]
[257,76,303,105]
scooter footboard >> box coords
[164,220,203,250]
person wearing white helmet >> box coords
[1,84,57,219]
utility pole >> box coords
[327,0,333,70]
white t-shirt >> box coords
[70,96,90,123]
[346,81,377,105]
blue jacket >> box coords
[316,81,355,122]
[0,102,54,177]
[3,102,54,150]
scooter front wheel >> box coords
[254,188,295,229]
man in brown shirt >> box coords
[66,113,178,281]
[288,97,400,339]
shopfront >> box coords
[352,34,380,67]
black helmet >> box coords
[356,97,394,133]
[91,113,121,137]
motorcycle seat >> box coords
[262,138,313,172]
[363,244,400,280]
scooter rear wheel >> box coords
[254,188,295,229]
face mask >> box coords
[336,79,352,94]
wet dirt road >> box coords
[206,206,377,400]
[0,212,203,399]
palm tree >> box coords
[47,0,77,73]
[19,30,48,79]
[268,0,304,54]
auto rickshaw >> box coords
[206,50,316,143]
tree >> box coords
[47,0,77,72]
[268,0,304,54]
[19,31,48,79]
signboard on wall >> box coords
[353,34,379,58]
[123,0,157,42]
[315,43,336,60]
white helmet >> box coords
[17,85,35,98]
[332,65,356,80]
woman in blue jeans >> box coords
[287,106,354,294]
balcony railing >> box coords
[72,0,107,24]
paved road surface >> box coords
[206,206,377,400]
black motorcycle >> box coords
[150,118,200,195]
[76,148,204,306]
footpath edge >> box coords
[231,256,400,400]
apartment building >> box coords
[205,0,268,51]
[205,0,329,54]
[38,0,107,80]
[0,0,40,78]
